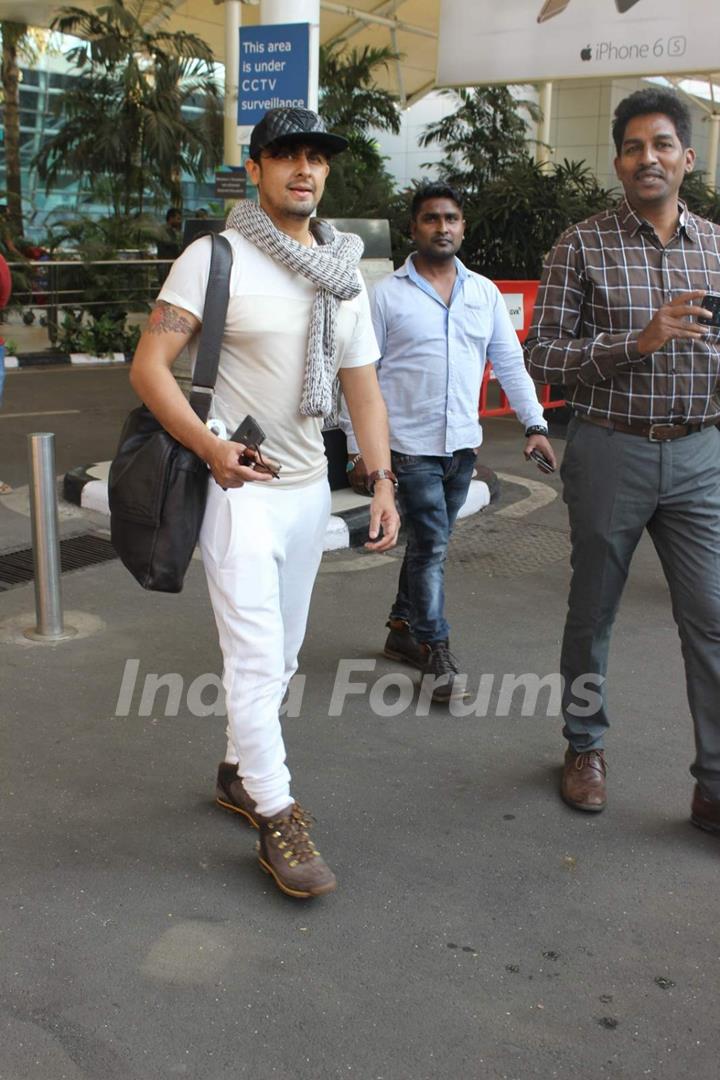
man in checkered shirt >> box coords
[526,88,720,835]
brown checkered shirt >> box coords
[525,199,720,423]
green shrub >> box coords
[57,308,140,356]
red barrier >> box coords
[479,279,565,417]
[0,254,11,311]
[493,280,539,344]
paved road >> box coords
[0,365,138,552]
[2,382,719,1079]
[0,365,138,492]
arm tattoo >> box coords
[146,301,195,336]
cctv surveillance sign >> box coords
[438,0,720,84]
[237,23,310,124]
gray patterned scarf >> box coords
[226,199,364,418]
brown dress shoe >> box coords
[690,785,720,836]
[561,748,607,812]
[215,762,259,829]
[257,802,337,899]
[383,618,428,670]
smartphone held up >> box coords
[528,447,555,474]
[699,293,720,331]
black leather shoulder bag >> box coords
[108,232,233,592]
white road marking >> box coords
[495,472,557,518]
[0,409,81,420]
[319,554,395,573]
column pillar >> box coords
[223,0,242,166]
[535,81,553,167]
[707,112,720,192]
[261,0,320,110]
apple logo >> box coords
[581,45,592,61]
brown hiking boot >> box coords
[383,617,428,670]
[420,640,469,702]
[561,748,607,812]
[257,802,337,899]
[215,762,259,829]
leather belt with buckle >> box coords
[577,414,712,442]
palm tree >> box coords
[33,0,222,214]
[420,87,540,191]
[148,56,223,210]
[418,87,617,278]
[1,21,28,236]
[318,40,401,218]
[320,41,401,166]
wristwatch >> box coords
[365,468,398,495]
[524,425,549,437]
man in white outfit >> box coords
[130,108,400,899]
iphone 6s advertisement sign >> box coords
[437,0,720,84]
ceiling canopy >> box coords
[1,1,441,105]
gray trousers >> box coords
[560,417,720,799]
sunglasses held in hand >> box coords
[229,415,282,478]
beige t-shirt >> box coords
[159,229,379,488]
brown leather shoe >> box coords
[383,618,428,670]
[561,748,607,812]
[257,802,337,899]
[215,762,259,829]
[690,785,720,836]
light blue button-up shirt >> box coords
[340,254,546,455]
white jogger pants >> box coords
[199,475,331,817]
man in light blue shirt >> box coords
[340,182,555,701]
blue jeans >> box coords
[390,449,476,644]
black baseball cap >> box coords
[248,107,349,161]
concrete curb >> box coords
[63,463,497,551]
[3,352,131,369]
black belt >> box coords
[577,414,716,442]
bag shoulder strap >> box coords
[188,232,233,422]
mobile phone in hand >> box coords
[528,447,555,473]
[698,294,720,330]
[229,415,267,446]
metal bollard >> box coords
[25,432,76,641]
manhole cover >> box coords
[382,513,571,578]
[447,517,571,576]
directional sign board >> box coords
[214,170,247,198]
[237,23,310,125]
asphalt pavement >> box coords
[1,376,719,1080]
